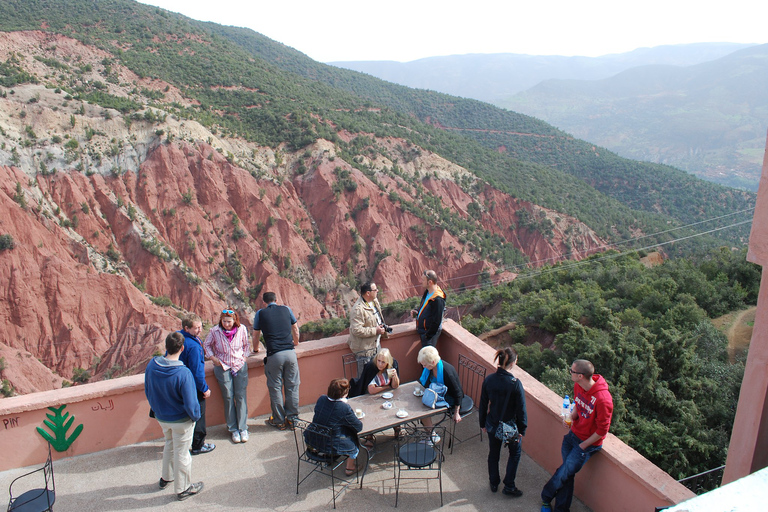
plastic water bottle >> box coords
[562,395,572,426]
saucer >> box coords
[381,392,394,399]
[382,401,393,409]
[355,412,365,419]
[413,389,424,397]
[396,410,408,418]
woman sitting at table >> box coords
[350,348,400,397]
[417,345,464,428]
[305,378,363,476]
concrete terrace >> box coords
[0,320,693,511]
[0,409,591,511]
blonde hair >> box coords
[417,346,440,366]
[375,348,394,369]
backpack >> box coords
[422,382,449,409]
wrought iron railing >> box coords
[677,464,725,495]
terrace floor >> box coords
[1,408,591,511]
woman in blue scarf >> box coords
[417,346,464,427]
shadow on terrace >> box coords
[0,320,693,511]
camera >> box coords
[382,324,393,334]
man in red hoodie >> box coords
[541,359,613,512]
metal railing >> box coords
[677,464,725,495]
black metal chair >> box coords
[394,425,445,507]
[448,353,487,453]
[292,418,363,509]
[341,353,358,380]
[7,443,55,512]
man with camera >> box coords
[347,281,388,377]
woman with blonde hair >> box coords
[204,309,253,444]
[417,345,464,429]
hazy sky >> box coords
[138,0,767,62]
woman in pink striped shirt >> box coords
[204,309,253,444]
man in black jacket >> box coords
[410,269,446,347]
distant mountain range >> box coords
[331,43,764,190]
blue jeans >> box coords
[487,422,522,489]
[213,365,249,432]
[541,431,602,512]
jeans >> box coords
[541,431,602,512]
[265,349,300,424]
[420,327,442,348]
[191,394,207,451]
[213,365,249,432]
[487,423,522,489]
[157,418,195,494]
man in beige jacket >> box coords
[347,282,387,377]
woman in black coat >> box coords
[305,378,363,475]
[479,348,527,496]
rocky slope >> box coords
[0,32,606,394]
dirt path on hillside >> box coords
[713,306,756,362]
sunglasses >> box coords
[222,309,234,315]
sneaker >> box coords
[231,430,241,443]
[240,429,249,442]
[177,482,203,501]
[430,432,441,445]
[158,478,172,489]
[266,417,287,430]
[541,502,553,512]
[489,482,498,493]
[502,486,523,497]
[191,443,216,455]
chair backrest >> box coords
[457,353,487,406]
[292,418,337,462]
[342,353,358,380]
[8,443,55,512]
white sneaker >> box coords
[240,429,249,442]
[231,431,241,443]
[430,433,441,445]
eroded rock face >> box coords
[0,32,608,395]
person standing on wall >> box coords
[178,314,215,455]
[410,269,446,347]
[253,291,301,430]
[540,359,613,512]
[479,347,527,497]
[347,281,387,377]
[145,332,204,501]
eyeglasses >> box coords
[222,309,234,315]
[569,368,581,375]
[370,288,378,292]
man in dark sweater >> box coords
[178,314,215,455]
[253,291,301,429]
[145,332,203,501]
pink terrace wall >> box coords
[0,319,693,510]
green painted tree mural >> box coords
[36,404,84,452]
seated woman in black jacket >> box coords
[349,348,400,398]
[417,345,464,428]
[305,378,363,475]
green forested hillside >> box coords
[1,0,753,255]
[384,247,757,480]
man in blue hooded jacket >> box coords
[145,332,204,501]
[178,315,214,455]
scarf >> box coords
[419,359,444,387]
[223,327,237,342]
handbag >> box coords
[494,376,519,445]
[422,382,449,409]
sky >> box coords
[137,0,768,63]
